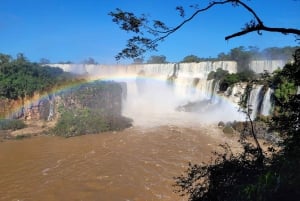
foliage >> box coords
[0,119,26,130]
[0,53,73,100]
[222,126,234,134]
[146,55,167,64]
[174,143,268,201]
[51,81,133,137]
[274,81,296,104]
[207,68,229,80]
[51,108,109,137]
[230,46,253,72]
[207,68,256,91]
[269,58,299,109]
[132,57,144,64]
[15,134,30,140]
[181,55,202,63]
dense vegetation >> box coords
[0,119,26,130]
[146,55,167,64]
[182,46,298,64]
[134,46,298,67]
[207,68,256,91]
[0,53,74,100]
[51,81,132,137]
[51,108,110,137]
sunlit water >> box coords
[0,124,237,201]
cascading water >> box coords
[260,88,273,116]
[205,79,215,100]
[247,85,264,120]
[48,62,255,124]
[211,80,220,104]
[110,62,246,125]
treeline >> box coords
[0,53,76,100]
[182,46,298,62]
[133,46,298,72]
[182,46,299,72]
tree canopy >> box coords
[0,53,73,100]
[146,55,167,64]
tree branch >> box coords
[237,0,264,25]
[149,0,233,43]
[225,26,300,40]
[110,0,300,59]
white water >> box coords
[211,80,220,104]
[261,88,273,116]
[47,62,278,123]
[249,60,286,73]
[247,85,264,120]
[103,63,245,126]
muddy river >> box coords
[0,124,237,201]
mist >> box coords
[118,75,245,128]
[83,63,247,128]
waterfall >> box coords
[247,85,264,120]
[211,80,220,104]
[205,79,214,100]
[249,60,286,73]
[42,61,254,123]
[260,88,273,116]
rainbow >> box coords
[1,72,244,121]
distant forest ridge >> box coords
[19,46,300,65]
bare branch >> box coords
[236,0,264,26]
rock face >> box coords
[56,81,126,121]
[230,121,281,144]
[0,96,52,120]
[0,81,132,131]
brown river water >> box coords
[0,124,238,201]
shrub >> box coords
[0,119,26,130]
[51,108,109,137]
[223,126,235,134]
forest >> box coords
[0,53,75,100]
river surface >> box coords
[0,124,235,201]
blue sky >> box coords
[0,0,299,64]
